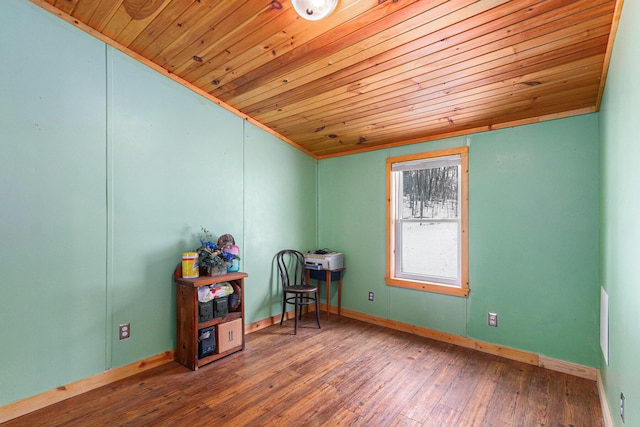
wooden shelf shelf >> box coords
[175,271,247,371]
[197,311,242,329]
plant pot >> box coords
[202,264,227,276]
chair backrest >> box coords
[276,250,306,289]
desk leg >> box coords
[325,270,331,320]
[337,272,342,316]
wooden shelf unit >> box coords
[175,271,247,370]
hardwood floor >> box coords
[5,315,603,426]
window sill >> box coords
[385,277,469,297]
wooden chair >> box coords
[276,249,321,334]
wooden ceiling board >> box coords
[108,1,173,46]
[241,12,611,148]
[52,0,79,15]
[233,0,603,116]
[126,0,203,53]
[224,0,499,108]
[259,31,609,143]
[30,0,622,158]
[200,0,386,100]
[265,38,608,136]
[134,0,222,60]
[249,1,613,113]
[289,68,604,145]
[172,5,291,78]
[257,15,610,130]
[294,56,605,144]
[241,0,555,116]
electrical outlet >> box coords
[368,291,374,302]
[119,323,130,340]
[488,312,498,327]
[620,392,625,423]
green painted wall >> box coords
[243,125,318,324]
[468,117,600,366]
[599,0,640,425]
[0,0,316,407]
[0,0,108,405]
[318,114,601,366]
[106,50,246,368]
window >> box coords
[386,147,469,297]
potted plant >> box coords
[197,227,239,276]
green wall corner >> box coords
[318,117,600,367]
[598,0,640,424]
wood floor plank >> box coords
[319,406,362,426]
[399,344,469,423]
[4,315,603,426]
[427,403,463,426]
[485,360,534,426]
[388,413,424,427]
[456,359,505,425]
[437,351,494,412]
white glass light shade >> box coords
[291,0,338,21]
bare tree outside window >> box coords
[402,166,459,220]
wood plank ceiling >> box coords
[34,0,620,158]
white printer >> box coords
[304,251,344,270]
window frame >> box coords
[385,146,469,297]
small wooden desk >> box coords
[305,267,345,320]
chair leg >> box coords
[315,290,321,329]
[280,294,286,326]
[293,294,299,335]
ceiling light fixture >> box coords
[291,0,338,21]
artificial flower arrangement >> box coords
[197,227,240,276]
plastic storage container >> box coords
[198,326,216,358]
[182,252,199,278]
[214,296,229,318]
[226,245,240,272]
